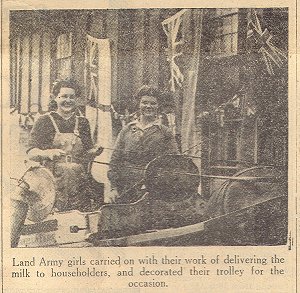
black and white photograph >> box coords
[9,8,288,248]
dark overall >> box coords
[47,113,88,211]
[11,113,93,247]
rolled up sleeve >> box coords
[27,115,54,153]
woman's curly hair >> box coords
[51,79,81,97]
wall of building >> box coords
[9,8,288,197]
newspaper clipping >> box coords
[1,0,299,292]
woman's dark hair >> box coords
[51,79,81,97]
[133,85,163,111]
[133,85,175,113]
[135,85,161,100]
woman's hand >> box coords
[44,149,66,160]
[105,188,119,204]
[87,145,104,157]
[27,148,66,162]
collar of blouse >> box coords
[128,117,163,132]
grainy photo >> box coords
[9,8,288,248]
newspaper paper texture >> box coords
[1,0,299,292]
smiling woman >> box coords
[107,85,179,204]
[55,87,77,115]
[139,96,159,119]
[27,80,94,165]
[11,79,104,247]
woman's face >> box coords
[55,87,77,114]
[139,96,158,119]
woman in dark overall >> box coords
[107,86,179,203]
[11,79,103,247]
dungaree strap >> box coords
[48,112,80,135]
[48,113,60,133]
[77,108,84,117]
[74,116,79,136]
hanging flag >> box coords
[247,9,287,75]
[162,9,187,92]
[85,35,113,146]
[162,9,203,162]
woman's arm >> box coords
[27,148,66,161]
[163,127,180,154]
[107,127,127,190]
[27,115,60,162]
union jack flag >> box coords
[162,9,187,92]
[247,9,287,75]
